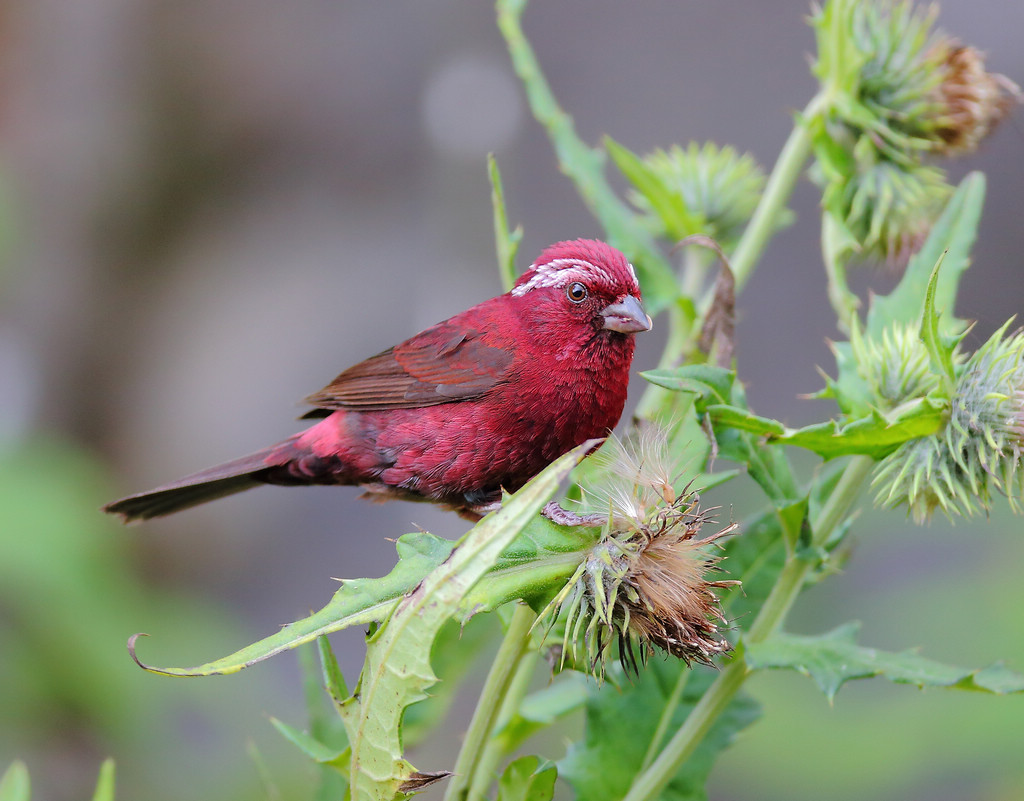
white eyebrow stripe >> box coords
[511,258,635,297]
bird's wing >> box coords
[301,321,514,416]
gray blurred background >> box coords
[1,1,1022,800]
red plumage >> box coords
[104,239,651,522]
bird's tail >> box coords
[103,448,282,523]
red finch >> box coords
[104,239,651,522]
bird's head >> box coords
[511,239,652,339]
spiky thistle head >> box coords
[543,429,739,678]
[810,0,1018,266]
[629,142,778,251]
[817,135,952,264]
[851,320,943,408]
[873,323,1024,521]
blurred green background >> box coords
[0,1,1021,799]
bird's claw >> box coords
[541,501,606,527]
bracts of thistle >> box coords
[539,427,739,678]
[873,323,1024,521]
[810,0,1020,265]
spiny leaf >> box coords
[705,395,947,460]
[640,365,735,405]
[919,253,957,389]
[127,515,595,677]
[338,446,590,801]
[745,622,1024,702]
[127,532,454,677]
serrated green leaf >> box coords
[271,717,349,768]
[919,254,958,388]
[128,512,596,678]
[704,396,946,461]
[705,405,786,437]
[778,397,947,459]
[402,615,499,747]
[127,531,455,677]
[866,172,985,338]
[90,759,115,801]
[718,506,788,623]
[559,660,760,801]
[496,756,557,801]
[746,622,1024,702]
[0,761,30,801]
[640,365,735,405]
[340,447,588,801]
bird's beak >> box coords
[601,295,653,333]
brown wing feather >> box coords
[302,322,514,415]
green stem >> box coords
[445,603,538,801]
[821,212,861,335]
[729,92,828,292]
[466,649,540,801]
[621,454,874,801]
[639,667,691,771]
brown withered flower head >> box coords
[930,43,1021,157]
[542,428,739,677]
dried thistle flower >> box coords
[873,323,1024,520]
[930,43,1021,156]
[543,430,739,678]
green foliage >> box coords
[559,661,760,801]
[746,623,1024,702]
[496,756,557,801]
[90,2,1022,801]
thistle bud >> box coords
[629,142,777,251]
[873,324,1024,520]
[850,321,943,408]
[542,430,738,677]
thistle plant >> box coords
[110,2,1024,801]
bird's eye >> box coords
[566,282,588,303]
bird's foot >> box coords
[462,499,605,527]
[541,501,606,528]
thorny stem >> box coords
[445,603,538,801]
[622,455,874,801]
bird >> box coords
[103,239,652,523]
